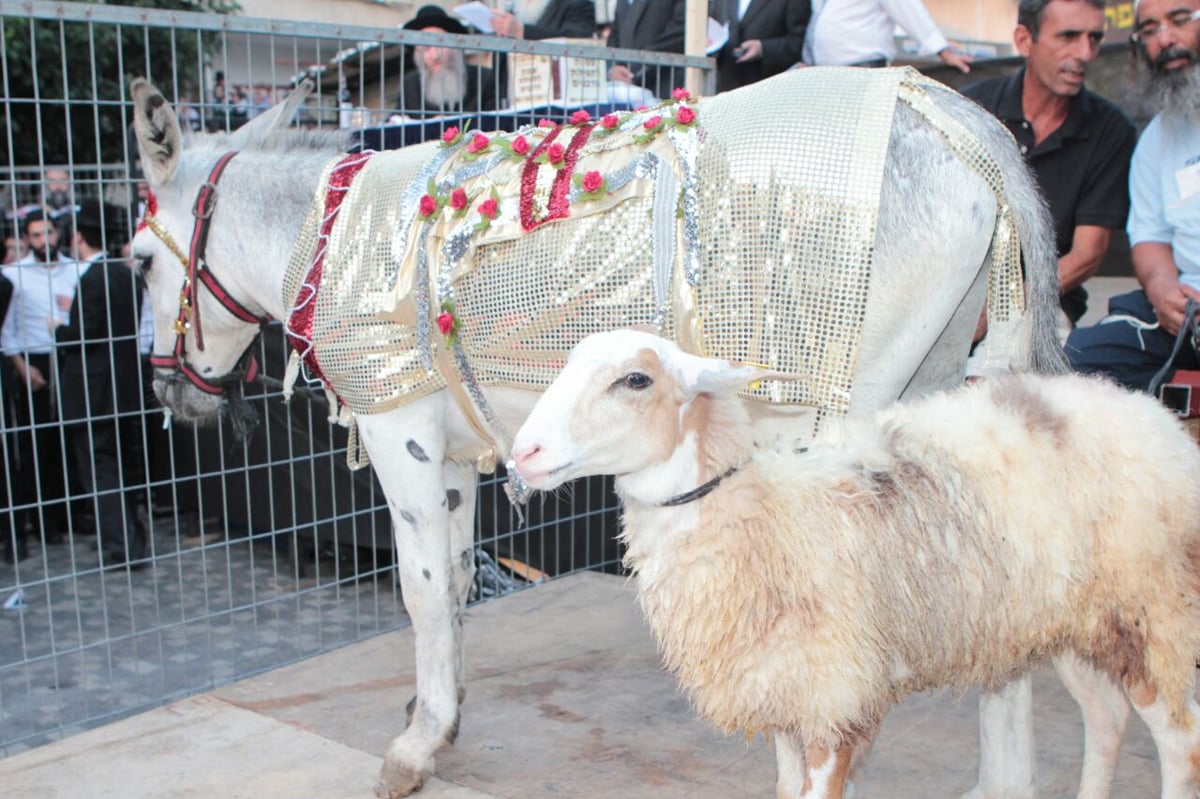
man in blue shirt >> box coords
[1065,0,1200,391]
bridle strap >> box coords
[144,150,271,396]
[187,149,241,352]
[659,465,740,507]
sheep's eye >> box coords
[621,372,652,390]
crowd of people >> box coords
[0,185,153,568]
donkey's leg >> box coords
[1053,652,1129,799]
[444,461,478,704]
[357,408,461,799]
[1124,679,1200,799]
[780,740,853,799]
[962,675,1037,799]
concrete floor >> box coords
[0,570,1170,799]
[1,276,1158,798]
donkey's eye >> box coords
[621,372,652,390]
[135,255,152,273]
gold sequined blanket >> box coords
[283,67,1022,447]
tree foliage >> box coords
[2,0,240,168]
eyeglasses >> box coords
[1131,8,1200,43]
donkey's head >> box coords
[129,77,311,428]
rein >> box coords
[143,151,272,395]
[659,465,740,507]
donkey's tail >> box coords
[914,77,1070,377]
[1002,156,1071,376]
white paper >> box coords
[1177,162,1200,202]
[707,17,728,56]
[453,2,495,34]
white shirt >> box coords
[1128,111,1200,290]
[1,254,82,355]
[803,0,949,66]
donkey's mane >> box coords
[184,127,350,156]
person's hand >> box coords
[491,10,524,39]
[734,39,763,63]
[1145,275,1200,337]
[609,65,635,84]
[19,362,46,391]
[939,47,972,73]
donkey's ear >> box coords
[228,79,313,148]
[131,78,182,187]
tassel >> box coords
[345,416,371,470]
[282,350,301,403]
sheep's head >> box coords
[510,329,790,498]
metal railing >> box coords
[0,0,709,756]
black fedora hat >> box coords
[73,198,124,235]
[402,4,468,35]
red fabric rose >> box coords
[601,113,619,129]
[419,194,438,217]
[676,106,696,125]
[569,109,591,125]
[441,126,459,143]
[467,133,490,153]
[672,88,691,100]
[538,118,557,128]
[634,105,649,112]
[643,115,662,130]
[547,142,565,164]
[581,170,603,193]
[437,312,455,335]
[511,134,530,155]
[450,188,468,211]
[478,198,499,219]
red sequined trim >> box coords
[287,152,374,389]
[519,123,597,232]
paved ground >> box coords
[0,571,1171,798]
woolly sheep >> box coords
[510,329,1200,799]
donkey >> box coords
[127,69,1104,798]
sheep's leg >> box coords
[357,409,461,799]
[1124,680,1200,799]
[962,675,1037,799]
[775,732,807,798]
[1053,653,1129,799]
[775,740,853,799]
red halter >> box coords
[145,151,272,395]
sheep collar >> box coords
[659,465,740,507]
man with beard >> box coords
[396,5,498,119]
[0,210,81,558]
[490,0,596,41]
[963,0,1136,326]
[1065,0,1200,391]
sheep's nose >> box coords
[512,444,542,474]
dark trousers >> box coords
[69,415,146,562]
[1065,289,1200,392]
[10,353,70,536]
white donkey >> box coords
[127,69,1099,798]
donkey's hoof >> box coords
[375,755,433,798]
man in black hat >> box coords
[55,199,148,568]
[396,5,498,119]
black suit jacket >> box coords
[713,0,809,93]
[606,0,687,99]
[55,255,144,422]
[525,0,596,40]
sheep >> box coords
[509,328,1200,799]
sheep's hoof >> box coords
[374,755,432,798]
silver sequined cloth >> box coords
[284,67,1023,434]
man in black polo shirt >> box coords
[963,0,1136,326]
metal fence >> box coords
[0,0,711,756]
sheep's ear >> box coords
[131,78,182,187]
[675,352,802,397]
[229,79,313,148]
